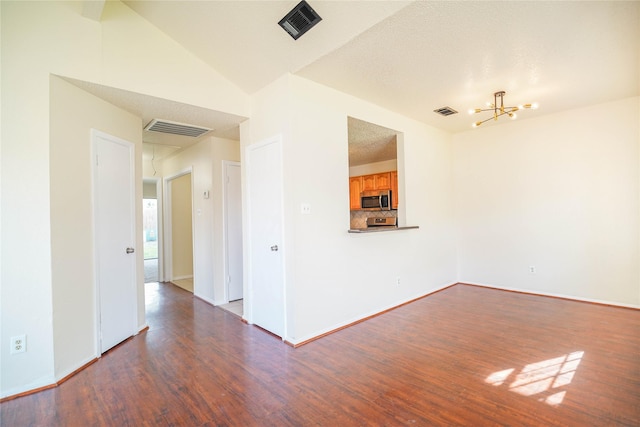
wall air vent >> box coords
[144,119,211,138]
[433,107,459,117]
[278,0,322,40]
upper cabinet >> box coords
[391,171,398,209]
[374,172,391,190]
[362,172,391,191]
[349,176,363,210]
[349,171,397,210]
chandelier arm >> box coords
[471,91,537,127]
[476,116,496,126]
[495,110,513,119]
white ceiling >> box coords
[348,117,397,167]
[96,1,639,159]
[62,76,246,159]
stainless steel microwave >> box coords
[360,190,392,211]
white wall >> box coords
[161,137,240,305]
[170,173,194,280]
[453,97,640,306]
[0,0,248,398]
[49,76,144,382]
[349,159,397,177]
[245,75,457,344]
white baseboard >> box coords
[171,275,193,281]
[195,293,217,306]
[460,281,640,310]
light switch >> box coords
[203,190,210,199]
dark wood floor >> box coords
[2,283,639,426]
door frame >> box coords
[163,167,194,283]
[90,129,138,355]
[222,160,242,303]
[244,135,287,338]
[143,177,163,282]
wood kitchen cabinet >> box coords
[349,176,362,210]
[391,170,398,209]
[349,171,398,210]
[361,174,376,191]
[362,172,391,191]
[374,172,391,190]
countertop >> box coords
[348,225,419,234]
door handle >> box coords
[270,245,278,252]
[126,247,135,254]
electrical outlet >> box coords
[529,266,536,274]
[300,203,311,215]
[10,335,26,354]
[396,277,401,286]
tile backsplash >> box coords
[350,210,397,229]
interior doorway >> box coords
[224,161,243,302]
[143,179,159,283]
[164,170,194,293]
[246,136,286,338]
[91,130,137,353]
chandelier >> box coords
[469,91,538,128]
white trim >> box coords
[171,275,193,281]
[143,177,162,282]
[90,129,137,355]
[163,167,193,283]
[245,135,287,339]
[462,281,640,310]
[288,282,458,346]
[198,294,220,306]
[222,160,242,305]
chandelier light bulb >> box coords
[470,91,537,128]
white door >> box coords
[92,130,137,354]
[247,138,285,337]
[224,162,243,302]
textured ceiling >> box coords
[92,1,638,159]
[348,117,397,167]
[62,77,246,159]
[123,0,411,94]
[297,1,640,133]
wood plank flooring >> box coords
[1,283,638,426]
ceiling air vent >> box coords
[278,0,322,40]
[433,107,459,117]
[144,119,211,138]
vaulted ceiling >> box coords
[84,1,639,160]
[123,1,639,133]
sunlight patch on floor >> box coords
[485,351,584,406]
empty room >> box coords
[1,1,638,425]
